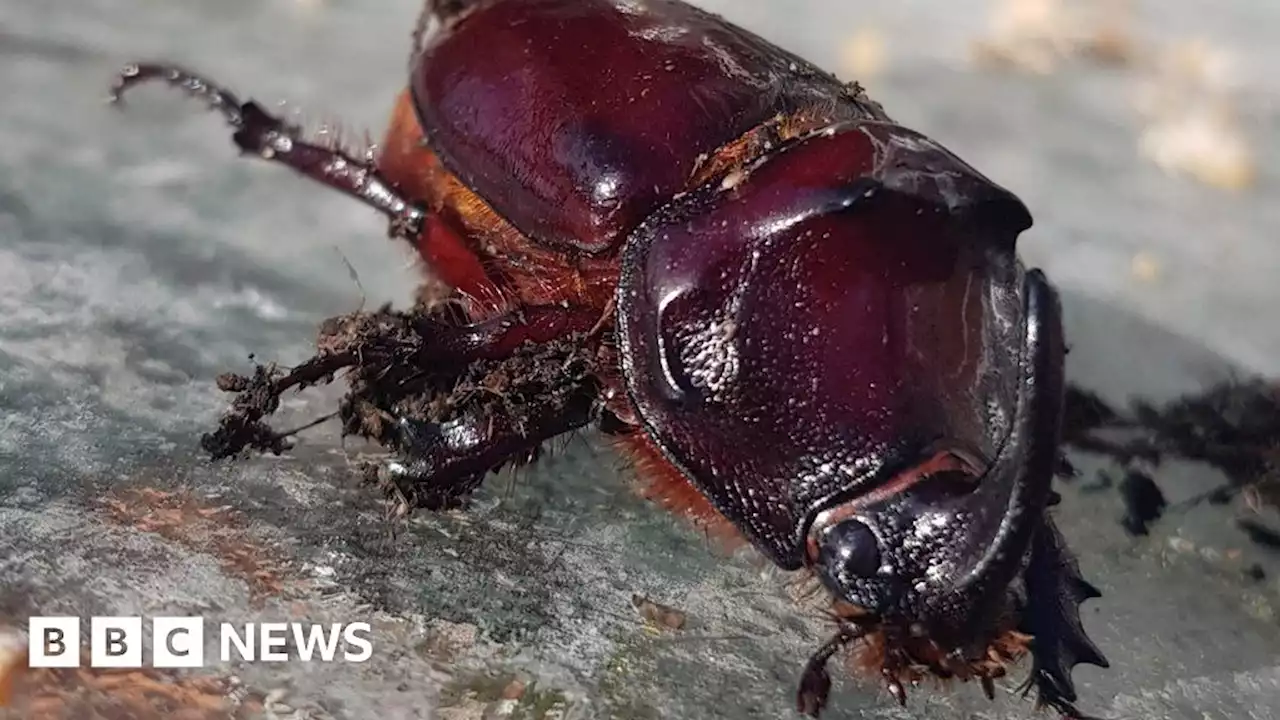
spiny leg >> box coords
[386,380,600,510]
[415,305,607,362]
[203,304,608,463]
[376,318,607,510]
[108,63,426,241]
[1017,514,1109,720]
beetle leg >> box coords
[402,305,604,365]
[109,63,427,241]
[358,304,608,510]
[1016,514,1109,720]
[382,365,601,511]
[882,671,907,707]
[796,623,866,718]
[980,674,997,700]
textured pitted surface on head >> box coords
[617,122,1033,567]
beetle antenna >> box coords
[109,62,427,241]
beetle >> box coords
[110,0,1108,716]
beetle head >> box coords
[801,263,1064,644]
[619,120,1064,650]
[805,452,987,617]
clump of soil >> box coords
[630,594,688,631]
[200,297,599,510]
[1117,470,1167,536]
[1062,378,1280,537]
[201,299,464,460]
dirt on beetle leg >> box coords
[201,296,600,511]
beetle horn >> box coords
[109,63,427,241]
[939,267,1066,618]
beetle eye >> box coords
[818,519,881,579]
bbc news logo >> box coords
[28,618,372,668]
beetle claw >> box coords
[796,654,833,717]
[109,62,247,126]
[884,672,907,707]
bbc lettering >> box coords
[28,618,372,668]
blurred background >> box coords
[1,1,1278,718]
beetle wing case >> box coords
[410,0,886,254]
[616,121,1035,568]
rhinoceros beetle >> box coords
[111,0,1108,716]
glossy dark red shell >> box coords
[118,0,1102,708]
[410,0,883,253]
[407,0,1039,570]
[616,122,1034,566]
